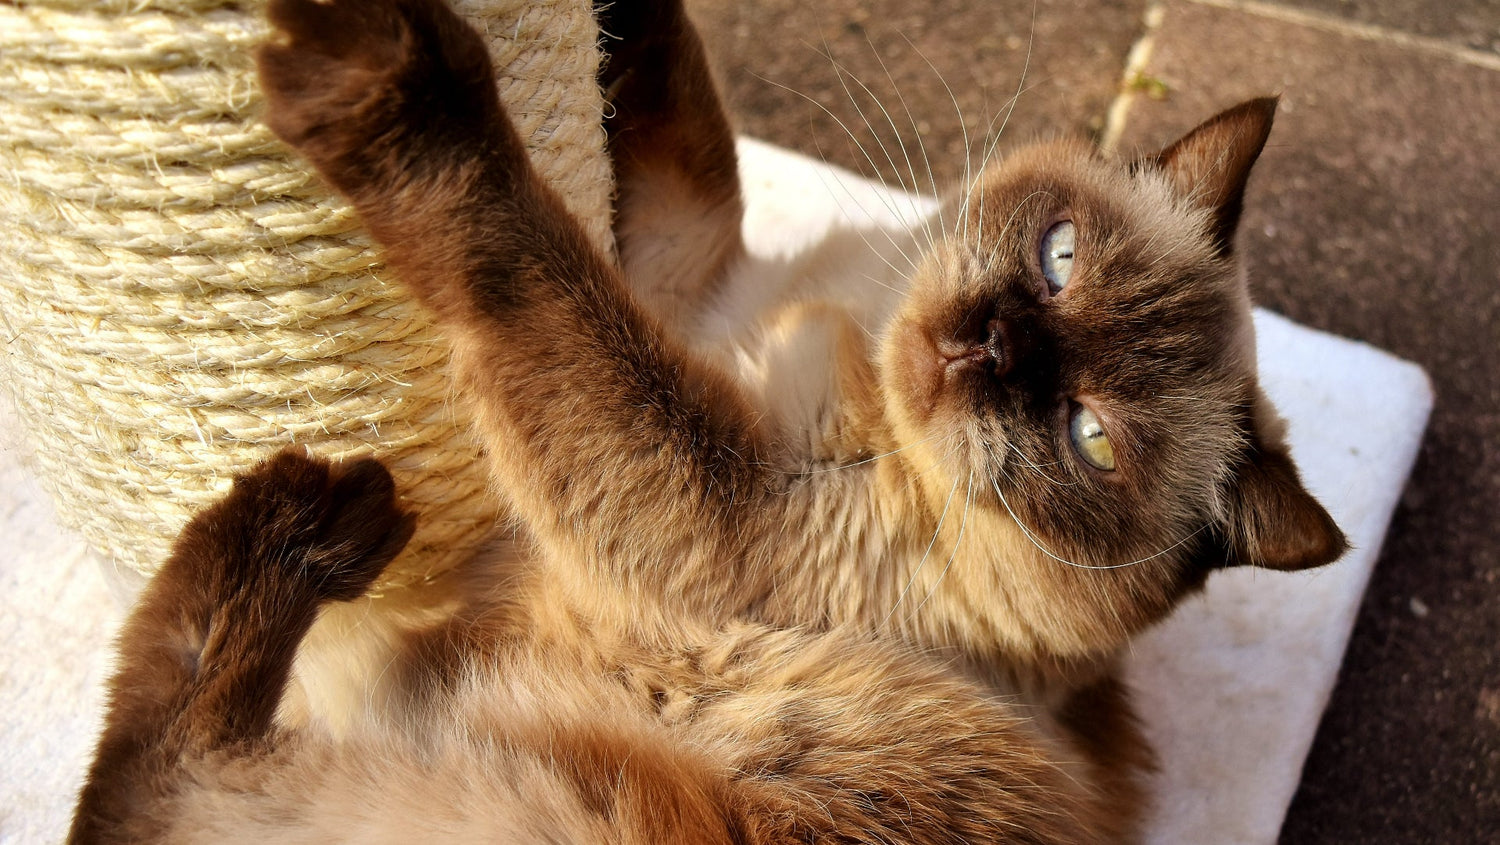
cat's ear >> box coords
[1216,426,1348,571]
[1143,97,1278,255]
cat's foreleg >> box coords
[595,0,747,324]
[259,0,782,609]
[69,451,414,843]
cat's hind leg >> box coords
[595,0,746,325]
[69,450,414,844]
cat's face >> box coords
[887,139,1249,563]
[878,100,1346,656]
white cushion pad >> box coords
[0,140,1432,843]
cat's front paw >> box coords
[180,449,416,606]
[258,0,500,200]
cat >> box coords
[69,0,1347,841]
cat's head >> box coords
[878,99,1346,659]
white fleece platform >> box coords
[0,140,1432,844]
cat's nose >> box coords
[984,317,1016,379]
[938,310,1029,381]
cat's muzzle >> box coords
[940,311,1020,383]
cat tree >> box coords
[0,0,615,585]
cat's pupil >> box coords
[1069,403,1116,471]
[1040,221,1076,292]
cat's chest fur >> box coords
[685,222,920,466]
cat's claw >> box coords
[196,449,416,605]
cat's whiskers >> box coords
[1155,392,1248,408]
[882,30,978,244]
[882,437,963,624]
[822,48,932,233]
[864,38,942,249]
[904,469,975,622]
[800,432,944,475]
[805,152,922,273]
[823,44,941,255]
[972,75,1040,188]
[792,134,922,281]
[843,301,886,344]
[968,76,1049,245]
[981,189,1058,276]
[957,0,1038,244]
[895,33,973,243]
[986,437,1076,488]
[968,70,1043,196]
[753,74,926,263]
[854,269,906,297]
[989,476,1212,570]
[862,32,947,252]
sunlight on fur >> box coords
[71,0,1347,842]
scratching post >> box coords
[0,0,615,585]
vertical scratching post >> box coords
[0,0,615,585]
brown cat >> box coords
[69,0,1346,841]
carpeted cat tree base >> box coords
[0,140,1432,844]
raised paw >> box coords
[178,448,416,607]
[257,0,502,201]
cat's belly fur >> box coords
[271,574,1110,843]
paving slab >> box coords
[1259,0,1500,54]
[685,0,1146,192]
[1109,1,1500,841]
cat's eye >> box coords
[1039,220,1076,293]
[1068,403,1115,471]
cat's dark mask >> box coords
[879,98,1346,650]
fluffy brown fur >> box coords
[70,0,1348,842]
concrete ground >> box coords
[685,0,1499,840]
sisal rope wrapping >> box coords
[0,0,616,584]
